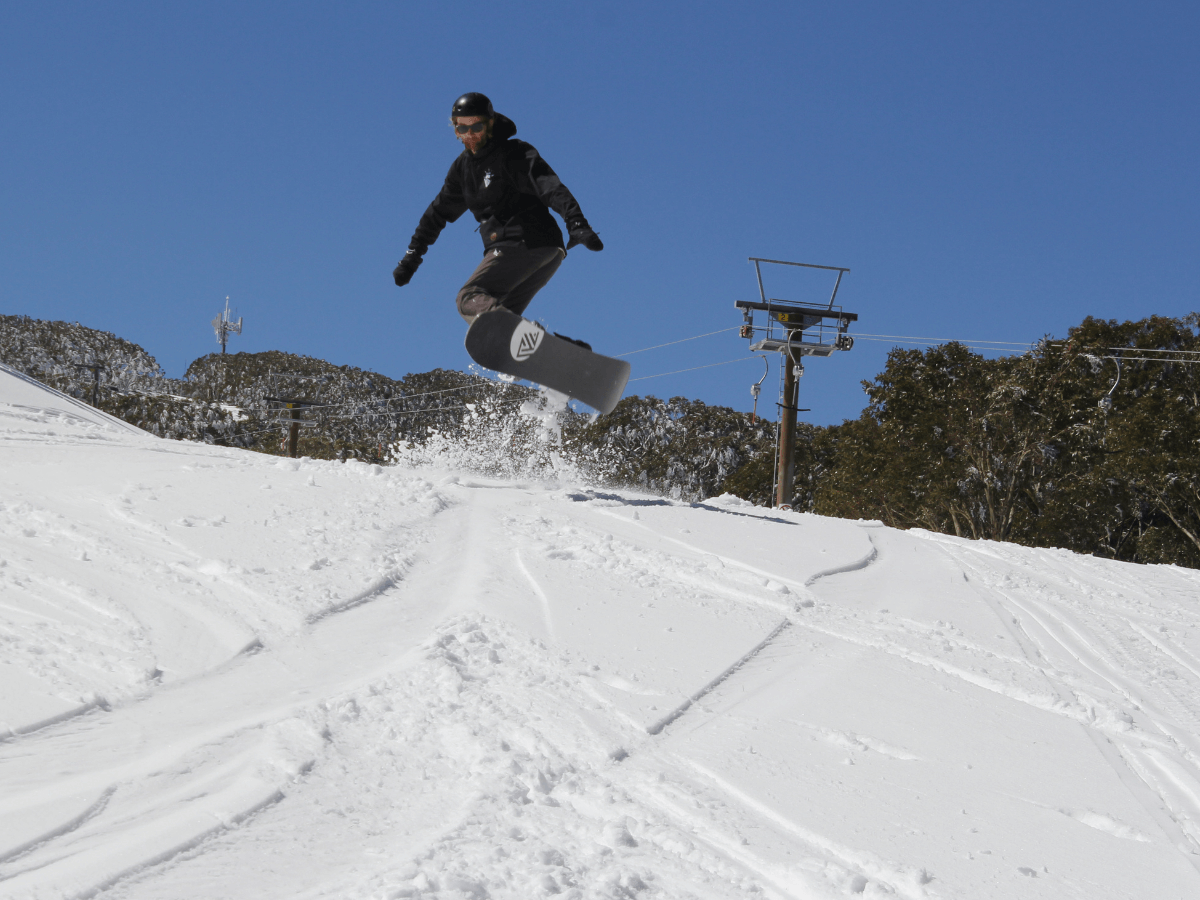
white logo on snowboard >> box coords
[510,320,544,362]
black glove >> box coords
[393,250,422,287]
[566,221,604,252]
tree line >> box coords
[3,312,1198,568]
[787,314,1200,568]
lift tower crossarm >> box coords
[748,258,850,309]
[734,300,858,321]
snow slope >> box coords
[2,359,1200,899]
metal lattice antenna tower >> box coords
[212,296,243,355]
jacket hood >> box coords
[491,113,516,141]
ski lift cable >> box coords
[1087,354,1200,365]
[246,325,749,414]
[615,328,741,357]
[622,346,1200,388]
[231,399,532,437]
[852,336,1033,353]
[1045,340,1200,357]
[1100,346,1200,357]
[297,382,492,411]
[300,327,744,411]
[853,338,1200,361]
[252,324,1114,415]
[229,427,291,439]
[215,327,1200,424]
[256,375,536,416]
[332,397,528,422]
[852,333,1033,348]
[629,356,761,382]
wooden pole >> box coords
[775,358,798,508]
[287,403,300,458]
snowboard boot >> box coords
[553,332,592,351]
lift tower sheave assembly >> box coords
[736,257,858,510]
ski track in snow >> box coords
[4,366,1200,898]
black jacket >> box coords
[407,114,589,258]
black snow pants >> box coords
[455,244,565,324]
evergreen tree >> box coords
[1068,315,1200,566]
[567,396,775,500]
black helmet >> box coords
[451,92,493,119]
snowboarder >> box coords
[392,92,603,335]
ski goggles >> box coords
[454,121,488,135]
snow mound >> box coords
[0,361,147,440]
[3,366,1200,898]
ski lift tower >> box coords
[212,296,243,355]
[736,258,857,509]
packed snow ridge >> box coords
[2,359,1200,899]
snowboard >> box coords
[465,309,631,415]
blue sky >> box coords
[2,1,1196,424]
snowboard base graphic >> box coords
[465,309,630,415]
